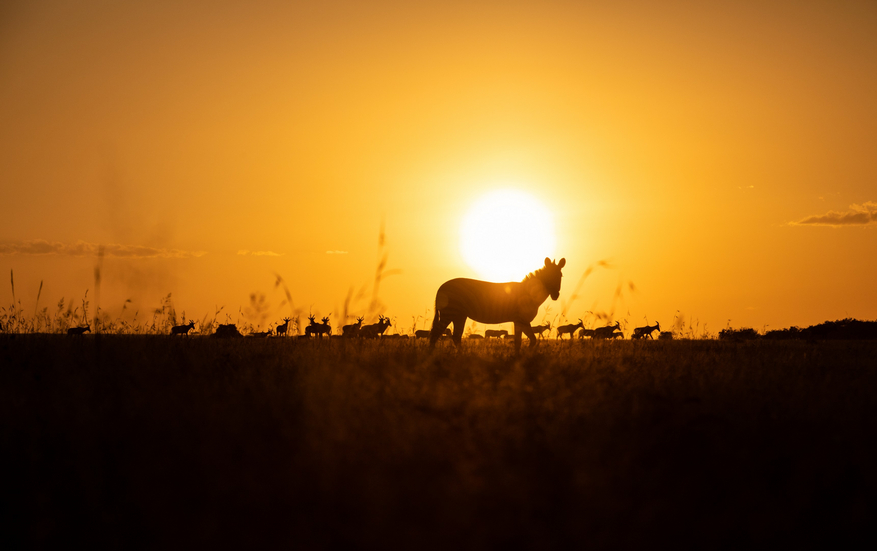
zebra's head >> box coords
[539,257,566,300]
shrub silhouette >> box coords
[763,319,877,341]
[214,324,243,338]
[718,327,760,341]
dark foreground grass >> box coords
[2,336,876,549]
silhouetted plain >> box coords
[3,336,875,549]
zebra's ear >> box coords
[545,257,551,266]
[558,258,566,268]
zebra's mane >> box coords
[522,266,547,283]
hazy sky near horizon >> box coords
[2,0,876,333]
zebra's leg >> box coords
[519,323,539,349]
[451,318,466,348]
[429,315,452,349]
[513,323,524,353]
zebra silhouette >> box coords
[429,257,566,352]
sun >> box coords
[460,189,556,281]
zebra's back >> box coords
[435,278,536,325]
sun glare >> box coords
[460,189,556,282]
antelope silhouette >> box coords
[429,258,565,352]
[415,328,448,338]
[342,316,365,337]
[531,322,551,339]
[556,320,583,340]
[305,315,332,338]
[250,329,273,338]
[594,321,622,339]
[276,317,292,337]
[484,329,509,339]
[171,321,196,336]
[67,324,90,336]
[360,315,391,338]
[632,321,661,339]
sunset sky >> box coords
[2,0,876,334]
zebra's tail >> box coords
[429,301,441,334]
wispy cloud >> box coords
[326,250,349,255]
[792,201,877,227]
[0,239,207,258]
[237,250,284,257]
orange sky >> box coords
[2,0,876,334]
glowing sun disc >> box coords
[460,189,556,281]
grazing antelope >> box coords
[67,324,90,336]
[484,329,509,339]
[342,316,365,337]
[360,315,391,338]
[250,329,273,338]
[468,334,484,339]
[414,329,431,339]
[305,315,332,338]
[531,323,551,339]
[594,321,622,339]
[556,320,583,340]
[171,321,196,336]
[579,328,597,339]
[632,321,661,340]
[275,317,292,337]
[430,257,566,352]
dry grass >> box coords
[2,336,876,548]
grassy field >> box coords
[2,336,876,549]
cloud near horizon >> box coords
[237,250,284,257]
[0,239,207,258]
[792,201,877,227]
